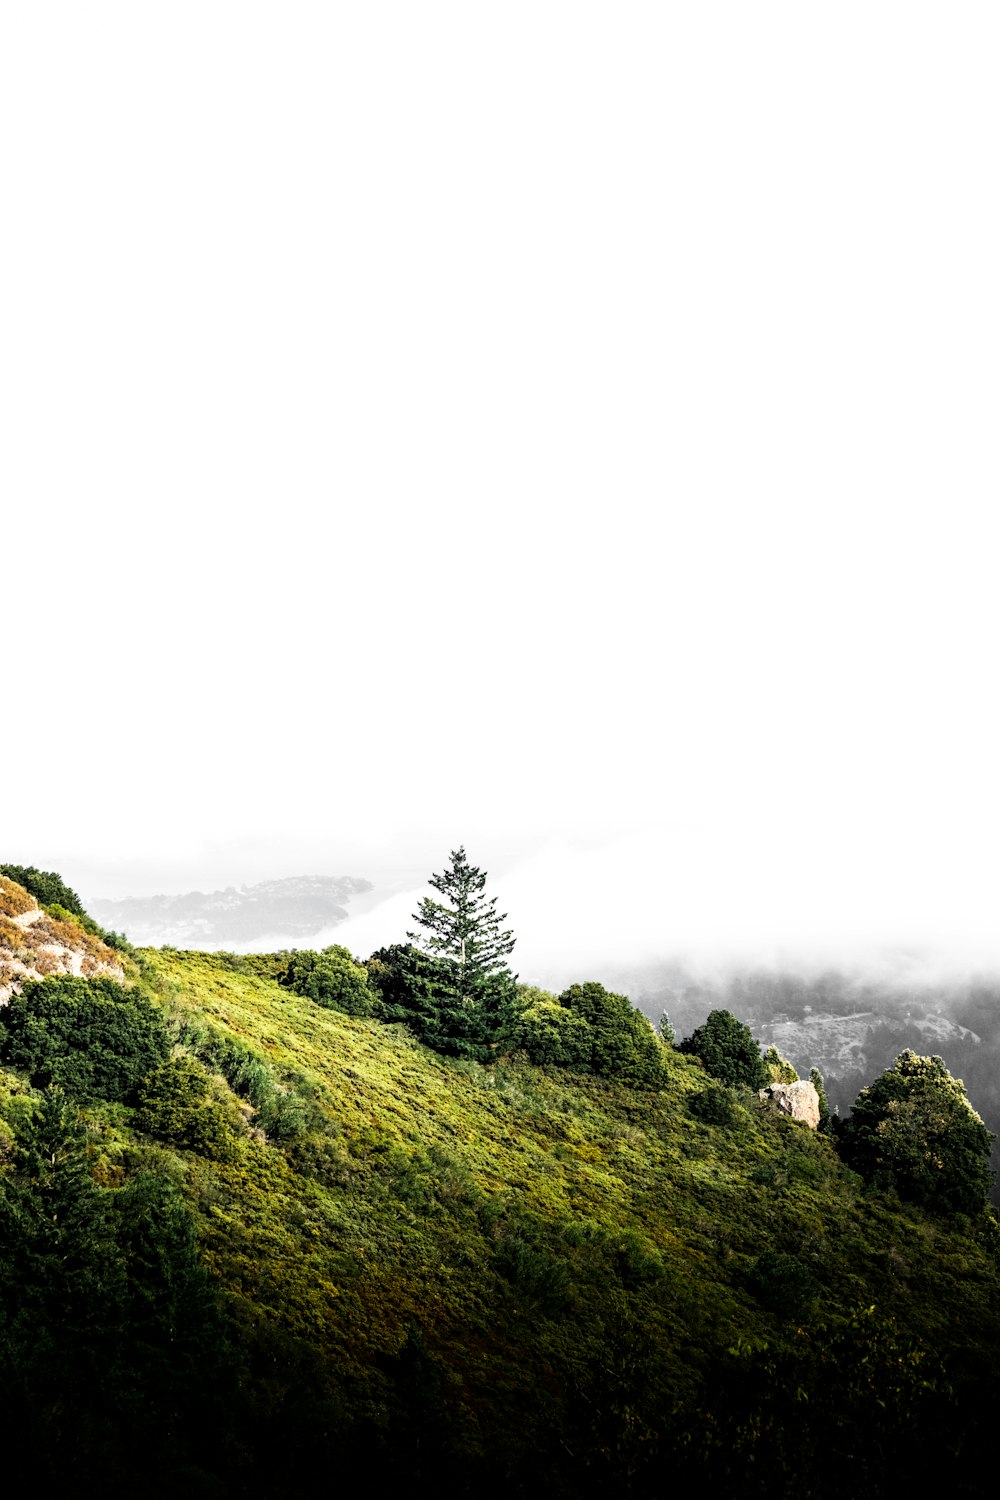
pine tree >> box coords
[406,847,517,1055]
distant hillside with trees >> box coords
[84,873,373,948]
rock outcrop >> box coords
[759,1079,821,1129]
[0,875,125,1003]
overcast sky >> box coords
[3,5,999,973]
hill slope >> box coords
[0,878,998,1494]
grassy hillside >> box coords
[1,901,999,1494]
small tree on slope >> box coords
[679,1009,768,1091]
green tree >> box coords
[679,1009,767,1090]
[810,1066,831,1131]
[0,1088,228,1481]
[841,1050,994,1214]
[403,847,518,1056]
[280,945,376,1016]
[0,975,170,1103]
[560,982,668,1086]
[0,1087,125,1465]
[367,942,485,1056]
[506,981,668,1087]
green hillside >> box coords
[1,870,998,1495]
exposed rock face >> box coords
[759,1079,821,1129]
[0,876,125,1003]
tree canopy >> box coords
[841,1050,995,1214]
[502,983,671,1086]
[0,864,86,916]
[679,1009,767,1090]
[0,976,170,1103]
[279,946,375,1017]
[365,942,487,1056]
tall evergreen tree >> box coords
[405,847,517,1056]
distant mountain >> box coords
[749,1006,980,1086]
[86,874,373,949]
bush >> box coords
[690,1084,740,1128]
[505,994,592,1068]
[810,1067,831,1131]
[0,976,170,1103]
[680,1010,767,1090]
[746,1248,816,1317]
[171,1021,319,1141]
[135,1058,240,1161]
[763,1045,798,1084]
[280,946,375,1017]
[506,981,668,1087]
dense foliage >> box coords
[0,863,87,916]
[680,1008,768,1090]
[278,945,376,1017]
[509,982,669,1087]
[841,1050,995,1213]
[136,1057,242,1160]
[0,976,169,1102]
[366,942,494,1057]
[0,1087,224,1485]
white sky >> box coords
[3,5,999,972]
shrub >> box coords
[135,1058,240,1161]
[280,946,375,1017]
[171,1021,319,1141]
[763,1045,798,1084]
[746,1249,816,1317]
[508,981,668,1088]
[505,995,592,1069]
[0,976,169,1103]
[810,1067,831,1131]
[0,876,37,917]
[690,1084,740,1128]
